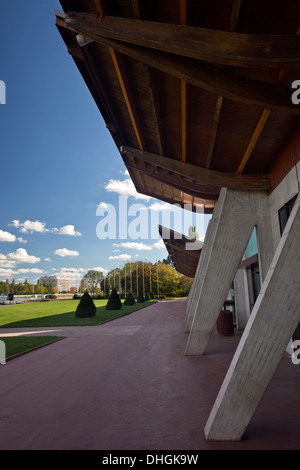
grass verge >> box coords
[0,299,158,328]
[1,336,64,360]
[0,299,158,360]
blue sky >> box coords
[0,1,210,286]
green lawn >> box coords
[0,299,158,360]
[2,336,64,359]
[0,299,158,328]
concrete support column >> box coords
[184,286,194,321]
[185,188,267,356]
[233,269,251,330]
[256,192,275,282]
[185,210,219,333]
[204,193,300,440]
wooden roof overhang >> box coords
[158,225,202,278]
[56,0,300,215]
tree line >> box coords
[81,260,193,298]
[0,259,194,298]
[0,279,63,296]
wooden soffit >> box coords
[56,0,300,210]
[158,225,202,278]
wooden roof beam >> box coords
[130,0,164,155]
[180,0,188,164]
[206,96,223,169]
[69,34,300,115]
[236,109,270,175]
[229,0,242,32]
[122,146,271,191]
[205,0,241,169]
[124,158,220,200]
[110,48,145,151]
[93,0,104,20]
[65,12,300,68]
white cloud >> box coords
[109,254,132,261]
[104,177,151,201]
[0,254,16,269]
[113,242,152,251]
[98,202,109,210]
[56,225,82,237]
[11,220,81,237]
[112,240,166,253]
[146,202,171,211]
[152,239,166,250]
[0,268,17,278]
[17,268,44,274]
[45,258,52,262]
[11,220,20,228]
[0,230,27,244]
[91,266,107,274]
[54,248,80,258]
[6,248,41,264]
[0,230,16,242]
[18,220,49,234]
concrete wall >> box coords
[234,163,300,331]
[268,162,300,250]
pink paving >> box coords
[0,299,299,450]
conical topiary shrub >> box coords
[106,288,122,310]
[75,291,97,318]
[137,290,145,303]
[124,291,136,306]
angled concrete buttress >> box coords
[185,217,214,332]
[185,188,273,355]
[204,193,300,440]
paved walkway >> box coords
[0,300,300,450]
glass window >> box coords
[278,194,298,235]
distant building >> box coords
[39,275,70,292]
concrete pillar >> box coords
[256,193,275,282]
[233,269,251,330]
[185,188,268,356]
[204,193,300,440]
[185,211,219,333]
[184,286,194,321]
[0,340,6,365]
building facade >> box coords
[39,275,70,293]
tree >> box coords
[75,291,97,318]
[162,254,174,268]
[137,290,145,303]
[83,270,104,296]
[124,291,136,306]
[106,288,122,310]
[48,280,53,295]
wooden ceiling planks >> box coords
[56,0,300,211]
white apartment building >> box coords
[39,275,70,292]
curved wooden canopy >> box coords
[56,0,300,213]
[158,226,202,278]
